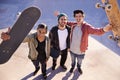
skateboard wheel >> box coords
[95,3,101,8]
[108,35,113,39]
[95,3,105,9]
[105,4,112,11]
[17,12,21,16]
[16,12,21,19]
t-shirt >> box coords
[36,38,46,61]
[58,28,68,50]
[70,26,82,54]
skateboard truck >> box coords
[95,2,112,11]
[108,35,120,47]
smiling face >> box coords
[58,16,68,27]
[73,10,85,24]
[36,23,47,37]
[74,13,84,23]
[37,28,46,37]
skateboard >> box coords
[96,0,120,40]
[0,7,41,64]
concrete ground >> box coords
[0,28,120,80]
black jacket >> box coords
[49,25,71,51]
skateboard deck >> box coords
[0,7,41,64]
[96,0,120,38]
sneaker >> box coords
[43,73,47,79]
[61,65,67,70]
[69,68,74,73]
[33,67,40,76]
[78,68,82,74]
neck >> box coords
[37,36,45,42]
[58,25,66,30]
[77,21,83,27]
[77,24,81,27]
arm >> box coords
[49,28,54,47]
[66,27,71,52]
[1,27,31,42]
[66,27,71,48]
[87,24,112,35]
[67,21,77,27]
[46,37,51,61]
[88,25,105,35]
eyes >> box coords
[74,13,84,18]
[75,15,83,18]
[59,16,67,21]
[38,31,46,34]
[37,29,46,34]
[60,18,67,21]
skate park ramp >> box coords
[0,0,120,55]
[0,28,120,80]
[0,0,120,80]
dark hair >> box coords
[37,23,47,30]
[37,23,48,33]
[73,10,85,17]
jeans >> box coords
[32,59,46,75]
[70,51,85,68]
[52,48,68,66]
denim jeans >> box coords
[32,59,46,75]
[70,51,85,68]
[52,48,68,66]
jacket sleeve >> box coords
[87,24,105,35]
[22,35,31,43]
[66,27,71,48]
[46,37,51,59]
[67,21,77,27]
[49,28,54,47]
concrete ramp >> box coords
[0,29,120,80]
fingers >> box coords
[1,32,10,41]
[0,27,11,41]
[103,24,112,32]
[54,11,60,17]
[108,24,112,30]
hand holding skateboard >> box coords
[1,28,11,41]
[103,24,112,32]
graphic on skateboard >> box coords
[0,7,41,64]
[96,0,120,42]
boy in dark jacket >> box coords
[49,13,71,70]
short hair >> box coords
[37,23,47,30]
[73,10,85,17]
